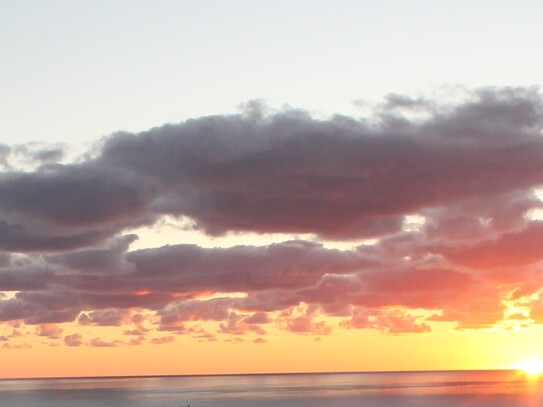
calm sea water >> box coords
[1,370,542,407]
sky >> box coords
[1,0,543,378]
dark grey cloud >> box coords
[158,298,235,327]
[95,87,543,239]
[1,87,542,253]
[30,148,65,164]
[0,238,467,328]
[0,230,532,333]
[0,165,155,252]
[78,309,131,326]
[0,221,113,252]
[0,267,54,291]
[45,234,137,274]
[0,289,173,324]
[1,87,543,339]
[0,253,10,268]
[0,144,10,170]
[125,240,367,294]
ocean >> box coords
[0,370,542,407]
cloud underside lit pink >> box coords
[1,87,543,345]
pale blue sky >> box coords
[1,0,542,144]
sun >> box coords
[515,358,543,375]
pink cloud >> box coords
[2,342,31,349]
[89,338,119,348]
[186,326,217,342]
[151,335,175,344]
[341,308,431,334]
[35,323,63,339]
[64,333,83,347]
[429,310,503,330]
[439,222,543,269]
[276,306,333,336]
[128,336,145,346]
[218,314,267,336]
[243,312,271,324]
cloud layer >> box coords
[2,87,543,346]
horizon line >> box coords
[0,368,518,382]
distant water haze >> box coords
[0,371,542,407]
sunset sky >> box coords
[2,0,543,378]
